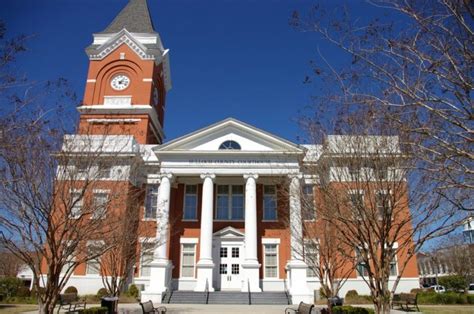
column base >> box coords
[241,260,262,292]
[141,259,173,303]
[194,259,215,292]
[286,259,311,304]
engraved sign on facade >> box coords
[104,96,132,106]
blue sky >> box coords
[2,0,383,143]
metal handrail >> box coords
[247,279,251,305]
[205,279,210,304]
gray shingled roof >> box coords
[98,0,156,34]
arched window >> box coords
[219,140,241,150]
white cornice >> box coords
[77,104,164,140]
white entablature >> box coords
[150,118,304,176]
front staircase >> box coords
[166,290,290,305]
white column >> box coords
[242,173,261,292]
[286,173,312,304]
[155,173,172,261]
[194,173,216,292]
[142,173,174,304]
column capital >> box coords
[200,173,216,181]
[288,173,303,180]
[243,173,259,181]
[159,172,173,181]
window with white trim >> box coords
[145,184,159,219]
[388,247,398,276]
[264,244,278,278]
[216,185,244,220]
[98,165,111,178]
[355,247,368,277]
[302,185,316,220]
[92,192,108,219]
[376,190,392,219]
[60,241,75,274]
[140,242,154,277]
[183,185,198,220]
[349,191,364,220]
[305,241,319,277]
[181,244,196,278]
[86,241,102,275]
[70,191,83,219]
[263,185,277,220]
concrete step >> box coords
[167,291,290,305]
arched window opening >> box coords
[219,140,241,150]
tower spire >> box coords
[99,0,156,34]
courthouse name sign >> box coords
[188,159,272,165]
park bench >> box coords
[285,301,314,314]
[139,300,167,314]
[392,293,419,312]
[57,293,86,313]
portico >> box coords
[141,118,312,303]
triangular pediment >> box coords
[213,226,245,239]
[155,118,302,153]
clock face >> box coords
[110,74,130,91]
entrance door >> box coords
[219,245,242,290]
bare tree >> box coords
[432,233,474,286]
[281,175,354,312]
[0,246,24,277]
[291,0,473,211]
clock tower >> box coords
[78,0,171,144]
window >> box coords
[92,192,108,219]
[86,242,103,275]
[305,241,319,277]
[388,248,398,277]
[302,185,316,220]
[183,185,198,220]
[232,264,240,274]
[376,191,391,219]
[140,242,154,277]
[220,247,227,258]
[145,184,159,219]
[264,244,278,278]
[348,165,360,180]
[216,185,244,220]
[219,264,227,274]
[355,248,368,277]
[181,244,196,278]
[263,185,277,221]
[70,191,83,219]
[232,247,239,258]
[76,162,88,177]
[349,192,364,219]
[60,242,75,274]
[375,166,388,181]
[98,165,111,178]
[219,140,241,150]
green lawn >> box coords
[0,304,38,313]
[419,305,474,314]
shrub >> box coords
[64,286,78,294]
[410,288,424,294]
[333,305,374,314]
[0,277,23,298]
[345,290,359,298]
[467,295,474,304]
[96,288,108,299]
[417,291,469,305]
[16,286,31,297]
[127,284,139,298]
[438,275,467,291]
[82,306,108,314]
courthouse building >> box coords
[60,0,419,304]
